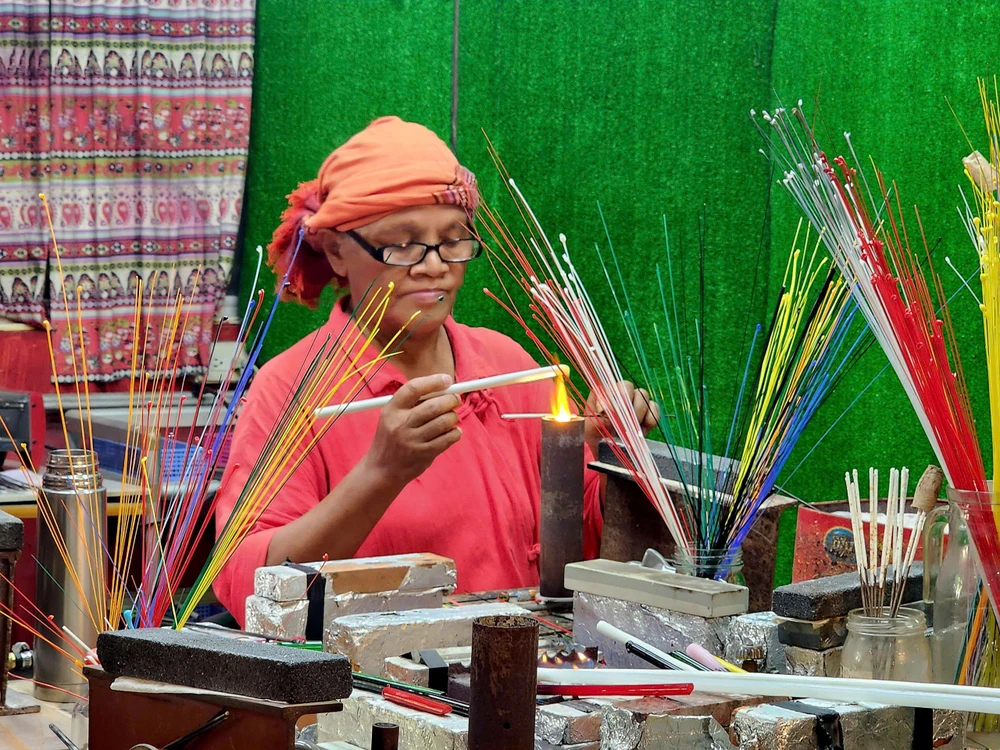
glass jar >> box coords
[842,606,931,682]
[70,695,89,749]
[932,495,982,684]
[668,547,745,586]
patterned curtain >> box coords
[0,0,254,382]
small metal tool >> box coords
[159,708,230,749]
[49,724,81,750]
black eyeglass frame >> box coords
[346,229,483,267]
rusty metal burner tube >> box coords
[371,721,399,750]
[469,615,539,750]
[539,416,585,598]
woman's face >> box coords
[321,204,473,338]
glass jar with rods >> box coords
[840,465,940,683]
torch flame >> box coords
[550,373,572,422]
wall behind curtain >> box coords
[241,0,997,583]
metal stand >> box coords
[0,510,37,716]
[86,666,342,750]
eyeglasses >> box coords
[346,229,482,267]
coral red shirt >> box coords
[213,298,604,624]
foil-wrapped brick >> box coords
[723,611,784,674]
[574,591,732,669]
[245,589,446,640]
[318,689,467,749]
[799,700,912,750]
[730,704,817,749]
[783,645,842,677]
[536,702,602,745]
[643,714,734,749]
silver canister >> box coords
[35,449,107,702]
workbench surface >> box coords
[0,680,72,750]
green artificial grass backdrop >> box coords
[241,0,997,586]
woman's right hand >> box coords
[364,374,463,486]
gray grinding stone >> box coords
[0,509,23,551]
[97,628,352,704]
[772,563,922,620]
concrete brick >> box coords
[255,553,456,601]
[565,559,748,617]
[325,602,528,675]
[0,510,23,551]
[776,616,848,650]
[97,627,351,704]
[772,564,922,620]
[383,656,430,687]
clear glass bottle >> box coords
[842,606,932,682]
[932,498,978,684]
[668,547,745,586]
[921,503,950,604]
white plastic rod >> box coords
[597,621,695,672]
[314,364,570,418]
[596,621,1000,699]
[536,667,1000,714]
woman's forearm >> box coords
[264,455,407,566]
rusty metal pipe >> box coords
[539,416,585,598]
[469,615,538,750]
[370,721,399,750]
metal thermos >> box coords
[35,450,107,702]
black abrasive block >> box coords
[0,509,23,551]
[97,628,352,704]
[772,563,923,620]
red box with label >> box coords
[792,500,927,583]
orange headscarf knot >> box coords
[266,116,479,307]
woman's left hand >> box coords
[583,381,661,457]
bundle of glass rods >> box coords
[479,142,864,573]
[0,208,415,698]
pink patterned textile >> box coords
[0,1,255,381]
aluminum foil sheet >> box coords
[574,591,732,669]
[244,588,447,640]
[325,602,527,674]
[723,611,785,673]
[600,705,644,750]
[318,689,468,750]
[933,709,966,749]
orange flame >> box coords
[550,373,572,422]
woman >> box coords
[213,117,657,623]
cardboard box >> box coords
[793,500,936,582]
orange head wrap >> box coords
[267,116,480,307]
